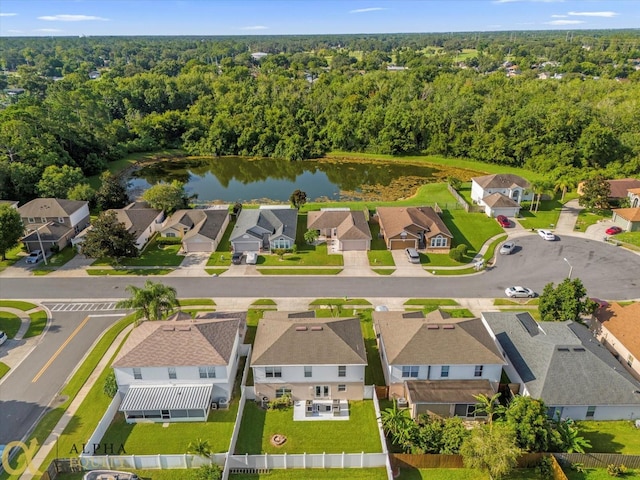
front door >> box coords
[315,385,330,398]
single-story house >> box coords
[108,202,164,250]
[471,174,532,217]
[160,208,230,253]
[482,311,640,421]
[591,302,640,381]
[578,178,640,203]
[307,209,372,251]
[112,313,243,423]
[612,208,640,232]
[376,206,453,253]
[230,206,297,253]
[374,309,504,419]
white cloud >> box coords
[546,19,585,25]
[35,28,63,32]
[0,13,18,17]
[568,11,618,18]
[241,25,268,30]
[551,14,568,18]
[38,14,108,22]
[349,7,387,13]
[7,29,23,33]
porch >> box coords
[293,399,350,421]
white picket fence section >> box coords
[226,452,388,470]
[79,453,226,470]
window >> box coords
[304,366,312,378]
[474,365,483,377]
[338,366,346,377]
[199,366,216,378]
[133,368,142,380]
[430,235,447,248]
[402,366,419,378]
[628,355,635,367]
[27,217,35,223]
[275,388,291,398]
[40,217,47,223]
[266,367,282,378]
[338,385,346,392]
[57,217,65,223]
[165,232,176,238]
[586,406,596,418]
[168,367,176,379]
[440,366,450,378]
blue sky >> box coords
[0,1,638,36]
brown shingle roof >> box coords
[162,209,229,241]
[18,198,87,219]
[613,208,640,222]
[608,179,640,198]
[112,317,240,368]
[406,379,495,404]
[376,206,452,240]
[307,210,371,241]
[22,222,73,242]
[251,311,367,366]
[471,174,530,190]
[594,302,640,361]
[374,310,504,366]
[482,192,520,208]
[108,203,162,238]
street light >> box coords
[563,257,573,280]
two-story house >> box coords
[251,311,367,403]
[112,313,243,423]
[373,310,505,419]
[18,198,90,254]
[230,206,297,253]
[470,174,532,218]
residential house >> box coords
[373,310,505,419]
[251,311,367,402]
[0,200,18,209]
[160,208,230,253]
[108,202,164,250]
[577,178,640,204]
[230,206,297,253]
[592,302,640,381]
[482,311,640,421]
[611,208,640,232]
[375,206,452,253]
[471,174,532,217]
[307,208,372,251]
[112,313,243,423]
[628,188,640,208]
[18,198,90,254]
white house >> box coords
[482,311,640,421]
[373,310,505,419]
[470,174,532,217]
[251,311,367,402]
[112,313,243,423]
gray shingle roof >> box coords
[22,222,73,242]
[231,208,297,243]
[108,204,162,238]
[18,198,87,219]
[482,312,640,406]
[472,174,530,190]
[162,209,229,241]
[482,192,521,208]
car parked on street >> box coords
[499,241,516,255]
[0,331,7,346]
[496,215,511,228]
[538,229,556,241]
[605,226,623,235]
[26,250,44,264]
[505,286,536,298]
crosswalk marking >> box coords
[49,302,121,312]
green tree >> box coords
[187,438,212,459]
[440,416,470,454]
[80,211,139,263]
[553,419,592,454]
[460,424,521,480]
[142,180,190,214]
[504,396,552,452]
[289,189,307,209]
[578,175,611,211]
[539,278,597,322]
[103,371,118,398]
[380,399,414,449]
[304,229,319,245]
[36,165,85,198]
[67,183,95,204]
[191,464,222,480]
[0,204,23,260]
[473,392,505,429]
[95,172,130,210]
[116,280,179,322]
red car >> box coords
[605,226,622,235]
[496,215,511,228]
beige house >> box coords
[251,311,367,402]
[160,208,230,253]
[108,202,164,250]
[612,208,640,232]
[376,206,452,253]
[307,209,372,251]
[591,302,640,381]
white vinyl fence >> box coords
[79,453,226,470]
[226,452,388,470]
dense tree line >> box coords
[1,32,639,202]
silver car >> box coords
[505,286,536,298]
[538,229,556,241]
[499,241,516,255]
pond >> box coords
[127,156,483,203]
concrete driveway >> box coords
[390,249,431,277]
[339,251,375,276]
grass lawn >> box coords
[373,268,395,275]
[251,299,277,306]
[406,307,474,317]
[92,236,183,267]
[258,268,342,275]
[31,246,77,275]
[258,247,344,266]
[430,267,478,276]
[0,362,10,379]
[404,299,459,306]
[87,268,173,275]
[0,300,38,310]
[230,469,389,480]
[439,208,503,260]
[235,401,381,454]
[360,310,385,386]
[310,298,371,306]
[574,209,612,232]
[396,468,544,480]
[177,298,216,306]
[494,298,539,306]
[206,268,228,275]
[517,198,564,230]
[484,234,508,262]
[0,244,23,273]
[577,420,640,454]
[564,467,639,479]
[368,221,395,266]
[207,219,235,267]
[0,311,21,338]
[616,232,640,248]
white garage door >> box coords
[184,240,214,253]
[340,240,369,251]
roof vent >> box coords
[311,326,323,331]
[162,326,175,331]
[427,325,440,330]
[295,326,308,331]
[442,325,455,330]
[573,347,585,352]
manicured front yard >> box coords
[0,362,10,379]
[574,209,612,232]
[0,311,21,338]
[0,244,23,273]
[517,198,564,230]
[577,420,640,454]
[31,246,77,275]
[404,299,459,307]
[439,208,502,261]
[258,268,343,275]
[616,232,640,248]
[87,268,173,275]
[235,400,381,454]
[91,236,183,267]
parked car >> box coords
[505,286,536,298]
[245,252,258,265]
[538,229,556,241]
[405,248,420,264]
[496,215,511,228]
[26,250,44,264]
[231,252,243,265]
[605,226,623,235]
[374,305,389,312]
[499,241,516,255]
[0,331,7,346]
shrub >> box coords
[156,236,183,246]
[607,464,628,477]
[50,245,60,254]
[103,371,118,398]
[449,244,468,262]
[536,456,553,480]
[268,393,292,410]
[191,464,222,480]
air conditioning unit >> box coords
[397,397,408,409]
[218,398,229,409]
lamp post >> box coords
[563,257,573,280]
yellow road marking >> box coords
[32,315,91,383]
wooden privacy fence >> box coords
[391,453,551,470]
[554,453,640,469]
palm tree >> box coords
[473,392,505,429]
[552,173,577,202]
[380,399,414,449]
[116,280,178,322]
[187,438,212,460]
[529,180,552,212]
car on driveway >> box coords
[26,250,44,264]
[505,286,536,298]
[538,229,556,241]
[605,226,623,235]
[405,248,420,264]
[496,215,511,228]
[231,252,243,265]
[0,331,7,346]
[245,252,258,265]
[499,241,516,255]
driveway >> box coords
[339,251,375,276]
[390,250,431,277]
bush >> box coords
[50,245,60,254]
[536,456,553,480]
[607,464,628,477]
[103,371,117,398]
[448,244,468,262]
[191,464,222,480]
[268,394,292,410]
[156,236,183,246]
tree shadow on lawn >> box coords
[578,428,625,454]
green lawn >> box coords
[235,401,382,454]
[373,268,395,275]
[0,311,21,338]
[0,300,38,311]
[574,209,612,232]
[258,268,342,275]
[0,244,24,273]
[494,298,539,306]
[439,208,503,260]
[251,299,277,306]
[484,235,508,262]
[87,268,173,275]
[31,246,77,274]
[430,267,478,276]
[177,298,216,306]
[577,420,640,454]
[206,218,235,266]
[564,467,639,480]
[310,298,372,306]
[206,268,228,275]
[404,299,459,306]
[231,469,389,480]
[368,220,395,266]
[616,232,640,248]
[396,468,544,480]
[517,198,564,230]
[91,236,183,267]
[0,362,10,379]
[360,310,386,386]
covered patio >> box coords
[292,399,350,421]
[120,384,213,423]
[404,379,495,419]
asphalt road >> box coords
[0,309,125,446]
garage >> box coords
[388,238,417,250]
[183,237,216,253]
[339,239,371,251]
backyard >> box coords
[577,420,640,454]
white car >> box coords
[0,331,7,346]
[245,252,258,265]
[538,229,556,241]
[26,250,44,264]
[499,241,516,255]
[505,286,536,298]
